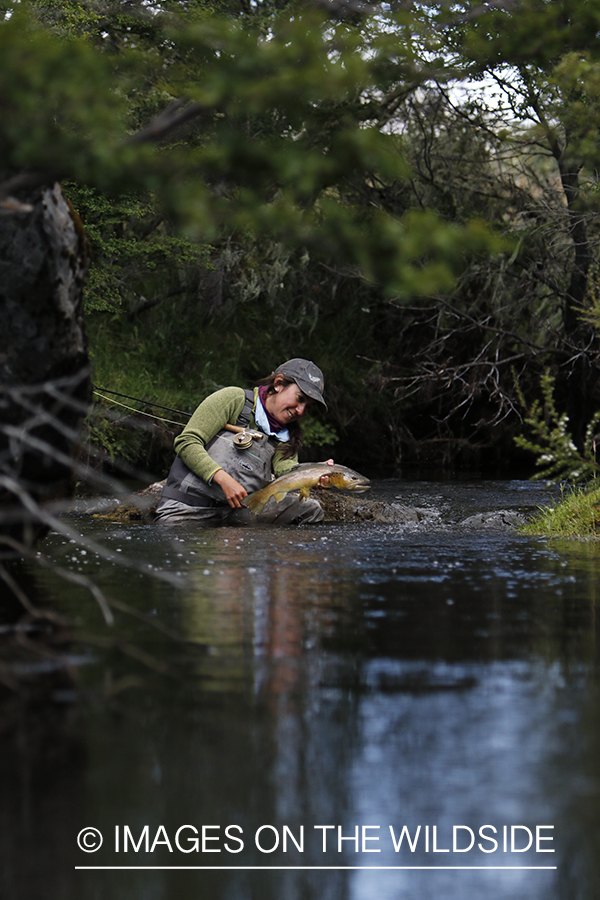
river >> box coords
[3,478,600,900]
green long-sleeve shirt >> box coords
[174,386,299,484]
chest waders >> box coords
[160,390,279,508]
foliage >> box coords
[514,370,600,483]
[63,183,210,314]
[441,0,600,330]
[84,405,148,466]
[6,0,600,471]
[0,5,130,184]
[298,416,338,453]
[1,1,498,297]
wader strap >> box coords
[238,389,255,428]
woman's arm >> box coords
[174,386,246,483]
[211,468,248,507]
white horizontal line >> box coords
[75,866,557,871]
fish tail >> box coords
[243,490,268,515]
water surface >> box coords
[3,479,600,900]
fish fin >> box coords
[243,492,266,515]
[272,490,288,503]
[300,487,311,500]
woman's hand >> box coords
[317,459,335,489]
[212,469,248,508]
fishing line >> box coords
[92,386,191,418]
[92,387,190,428]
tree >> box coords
[8,0,600,514]
[436,0,600,441]
[2,0,503,547]
[327,0,600,465]
[0,184,90,548]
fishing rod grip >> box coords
[224,424,264,439]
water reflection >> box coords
[181,529,354,699]
[3,480,600,900]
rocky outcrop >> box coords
[91,479,528,530]
[317,490,442,525]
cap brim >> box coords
[295,379,327,411]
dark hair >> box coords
[256,372,302,459]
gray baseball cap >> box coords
[275,358,327,410]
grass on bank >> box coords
[521,483,600,538]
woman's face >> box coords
[265,380,311,425]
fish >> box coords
[243,462,370,515]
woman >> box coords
[155,358,332,525]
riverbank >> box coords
[521,482,600,538]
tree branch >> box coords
[127,99,204,146]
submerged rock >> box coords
[459,509,529,529]
[90,480,165,523]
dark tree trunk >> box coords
[555,160,600,448]
[0,183,91,550]
[559,162,592,338]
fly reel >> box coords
[232,431,254,450]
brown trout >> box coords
[243,462,370,515]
